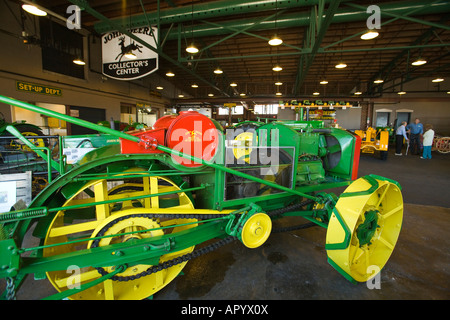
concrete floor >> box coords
[2,148,449,300]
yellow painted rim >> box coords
[326,177,403,282]
[43,173,196,300]
[241,212,272,248]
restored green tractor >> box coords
[0,96,403,300]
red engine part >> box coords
[165,111,220,167]
[121,111,220,167]
[120,128,165,154]
[351,134,362,180]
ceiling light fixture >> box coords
[178,94,184,98]
[272,65,283,72]
[411,58,427,66]
[276,92,282,96]
[361,30,379,40]
[432,77,444,83]
[156,86,164,90]
[124,51,137,59]
[374,79,384,84]
[335,62,347,69]
[186,44,199,54]
[73,57,85,65]
[230,82,237,87]
[214,67,223,74]
[313,92,320,96]
[320,80,328,84]
[268,35,283,46]
[166,71,175,77]
[240,93,246,96]
[22,4,47,16]
[354,91,362,95]
[191,84,199,88]
[275,81,283,86]
[398,91,406,95]
[208,93,214,97]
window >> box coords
[40,19,85,79]
[218,105,244,115]
[376,112,390,127]
[254,104,278,114]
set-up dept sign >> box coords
[102,27,158,80]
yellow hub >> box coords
[43,172,197,300]
[326,176,403,282]
[233,131,257,163]
[240,212,272,248]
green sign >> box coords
[16,81,62,96]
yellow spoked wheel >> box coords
[326,176,403,282]
[9,130,45,152]
[43,172,197,300]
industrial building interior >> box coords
[0,0,448,304]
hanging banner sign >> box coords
[308,109,336,120]
[279,100,355,108]
[102,27,158,80]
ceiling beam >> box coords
[158,1,450,41]
[293,0,342,96]
[93,0,349,34]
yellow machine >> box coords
[355,127,389,160]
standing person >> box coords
[406,118,424,155]
[421,124,435,159]
[395,121,409,155]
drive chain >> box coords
[91,198,315,282]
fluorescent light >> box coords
[272,65,283,72]
[335,62,347,69]
[186,44,199,54]
[166,71,175,77]
[320,80,328,84]
[268,35,283,46]
[374,79,384,84]
[412,58,427,66]
[432,78,444,83]
[398,91,406,95]
[230,82,237,87]
[361,30,379,40]
[22,4,47,16]
[214,67,223,74]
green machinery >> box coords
[0,95,403,300]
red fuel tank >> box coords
[122,111,220,168]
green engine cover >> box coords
[296,160,325,185]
